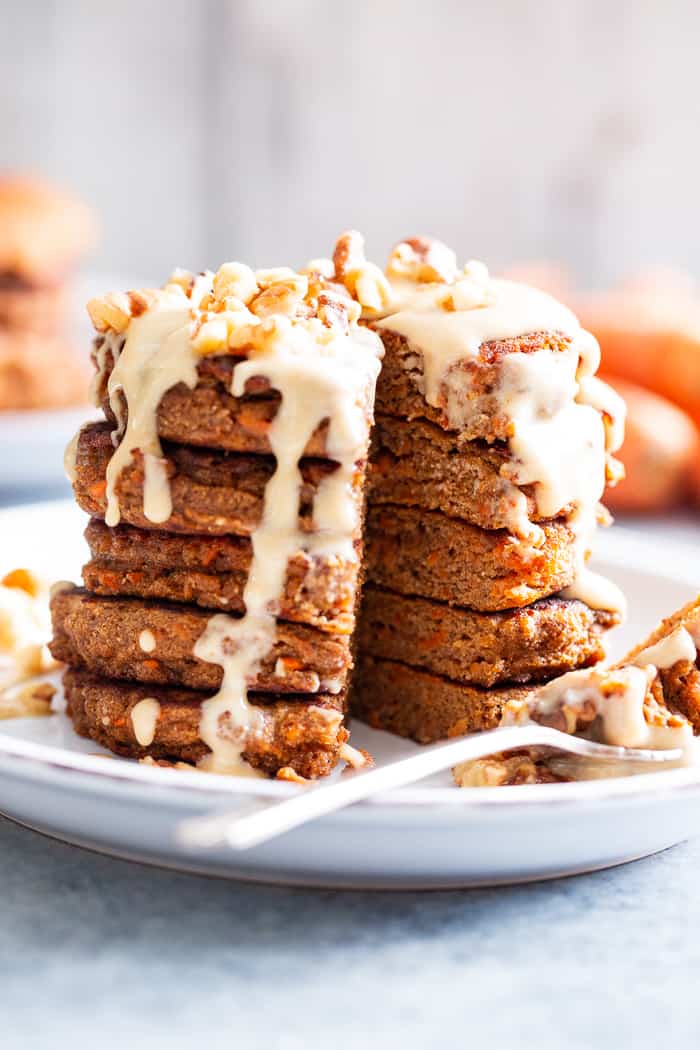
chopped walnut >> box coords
[332,230,393,314]
[354,265,393,312]
[191,317,230,355]
[87,292,133,334]
[250,274,309,318]
[454,751,565,787]
[302,257,335,279]
[276,766,310,785]
[317,293,350,333]
[86,289,166,333]
[213,262,259,306]
[255,266,298,289]
[332,230,366,279]
[442,261,493,311]
[0,681,55,720]
[165,268,196,295]
[387,236,458,284]
[339,742,372,770]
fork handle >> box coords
[176,725,680,852]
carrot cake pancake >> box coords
[53,231,627,775]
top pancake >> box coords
[92,341,374,458]
[91,328,596,453]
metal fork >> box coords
[176,724,684,851]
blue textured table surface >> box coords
[2,814,699,1050]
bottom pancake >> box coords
[64,669,348,779]
[351,655,537,743]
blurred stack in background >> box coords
[1,0,699,515]
[0,176,94,411]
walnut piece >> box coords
[250,274,309,318]
[442,261,493,311]
[86,289,165,333]
[0,681,55,720]
[332,231,392,313]
[454,752,563,787]
[213,262,259,305]
[387,236,458,284]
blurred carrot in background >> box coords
[599,375,699,514]
[579,273,700,432]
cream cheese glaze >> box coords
[502,665,695,756]
[632,625,698,670]
[376,276,623,544]
[559,567,628,617]
[103,292,200,527]
[195,318,381,775]
[82,260,382,776]
[374,253,625,612]
[78,236,623,776]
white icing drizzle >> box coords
[504,665,694,756]
[377,277,601,400]
[103,292,200,527]
[378,275,624,550]
[130,697,161,747]
[560,567,627,616]
[193,321,381,775]
[633,626,698,670]
[86,263,381,778]
[89,331,124,410]
[138,629,156,654]
[63,427,81,483]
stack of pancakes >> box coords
[50,267,381,778]
[49,233,626,779]
[0,176,94,410]
[350,243,625,742]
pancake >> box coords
[364,505,580,611]
[72,421,364,539]
[50,586,352,696]
[351,654,536,743]
[82,518,359,633]
[64,668,348,779]
[358,588,618,688]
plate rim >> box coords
[0,498,699,815]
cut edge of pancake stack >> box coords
[51,258,384,778]
[50,230,628,780]
[349,234,628,742]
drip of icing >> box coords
[104,292,199,527]
[138,629,156,653]
[560,567,627,616]
[632,626,698,670]
[377,278,601,396]
[496,350,608,541]
[89,331,124,410]
[194,323,381,775]
[130,697,161,747]
[63,427,81,483]
[377,278,621,547]
[577,375,626,454]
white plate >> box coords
[1,500,699,888]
